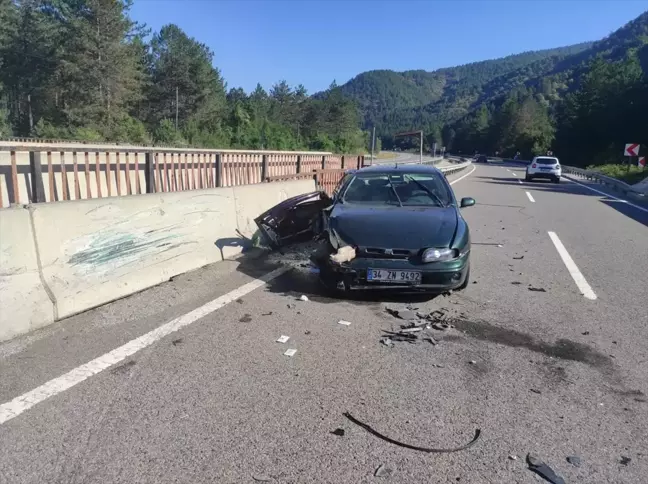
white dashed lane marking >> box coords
[548,231,597,300]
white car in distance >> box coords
[525,156,561,183]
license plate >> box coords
[367,269,421,283]
[540,167,552,170]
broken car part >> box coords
[374,464,394,478]
[330,245,357,264]
[526,454,566,484]
[254,191,332,249]
[343,412,481,453]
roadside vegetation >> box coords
[586,164,647,185]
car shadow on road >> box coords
[233,249,440,307]
[479,177,648,228]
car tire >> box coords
[456,265,470,291]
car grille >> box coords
[358,247,415,259]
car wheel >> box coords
[456,265,470,291]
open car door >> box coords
[254,191,332,249]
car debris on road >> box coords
[380,306,459,346]
[374,464,394,478]
[337,320,352,326]
[276,335,290,343]
[283,349,297,357]
[526,454,566,484]
[528,286,547,292]
[566,455,582,467]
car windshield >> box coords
[342,172,452,207]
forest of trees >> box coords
[0,0,367,153]
[440,45,648,165]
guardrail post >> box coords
[215,153,223,187]
[145,152,155,193]
[321,155,327,170]
[341,155,346,169]
[296,155,302,174]
[357,155,362,169]
[261,154,269,181]
[29,151,46,203]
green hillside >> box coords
[337,10,648,162]
[338,43,593,137]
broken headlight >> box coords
[422,248,458,263]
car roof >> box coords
[348,163,444,175]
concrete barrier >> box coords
[31,187,240,320]
[0,178,316,341]
[0,207,55,341]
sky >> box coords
[129,0,648,94]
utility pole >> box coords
[175,86,179,131]
[370,126,376,166]
[419,131,423,164]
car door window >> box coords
[332,173,354,201]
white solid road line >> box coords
[548,231,597,300]
[526,191,535,203]
[563,176,648,215]
[450,165,476,185]
[0,266,291,425]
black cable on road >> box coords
[343,412,482,453]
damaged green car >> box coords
[254,164,475,294]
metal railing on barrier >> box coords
[560,165,645,198]
[0,145,365,207]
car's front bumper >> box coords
[318,251,470,292]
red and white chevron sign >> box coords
[624,143,640,157]
[639,156,646,168]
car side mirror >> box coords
[460,197,476,208]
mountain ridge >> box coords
[334,10,647,145]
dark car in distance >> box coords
[254,164,476,294]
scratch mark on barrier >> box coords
[84,204,113,216]
[68,232,181,271]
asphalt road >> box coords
[1,163,647,484]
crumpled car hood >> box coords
[329,205,458,249]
